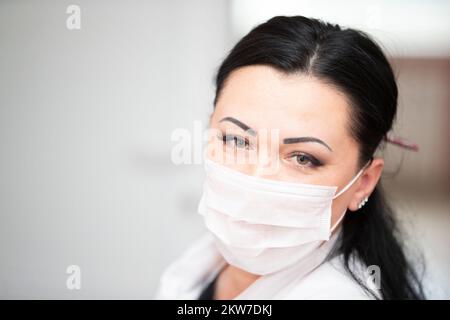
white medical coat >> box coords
[155,230,378,300]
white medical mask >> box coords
[197,158,369,275]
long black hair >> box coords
[212,15,424,299]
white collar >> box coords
[155,230,341,299]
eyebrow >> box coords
[283,136,333,152]
[219,116,331,151]
[219,117,257,136]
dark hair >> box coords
[213,15,424,299]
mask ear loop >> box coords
[332,157,373,200]
[330,208,348,233]
[329,157,373,232]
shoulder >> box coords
[284,255,380,300]
[155,233,226,299]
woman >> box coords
[156,15,424,300]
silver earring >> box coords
[358,196,369,209]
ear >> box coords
[348,158,384,212]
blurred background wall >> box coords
[0,0,448,299]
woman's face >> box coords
[208,65,384,227]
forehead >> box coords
[214,65,354,150]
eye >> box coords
[218,133,252,150]
[287,152,323,168]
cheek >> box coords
[330,192,353,228]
